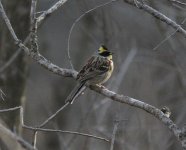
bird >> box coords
[65,45,114,104]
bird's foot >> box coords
[97,84,105,89]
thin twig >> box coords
[30,0,38,53]
[67,0,117,69]
[23,126,109,142]
[30,1,39,146]
[37,0,68,24]
[31,101,70,148]
[32,131,38,148]
[0,0,77,78]
[0,49,22,73]
[110,121,119,150]
[0,106,21,113]
[172,3,186,10]
[0,0,68,72]
[0,106,109,143]
[0,88,6,101]
[0,1,19,42]
[153,18,186,50]
[30,0,37,23]
[0,123,36,150]
[38,102,70,128]
[169,0,186,6]
[0,32,31,73]
[123,0,186,37]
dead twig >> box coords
[0,0,69,73]
[37,0,69,24]
[30,0,38,53]
[169,0,186,6]
[38,102,70,128]
[0,123,36,150]
[123,0,186,37]
[0,106,109,143]
[0,89,6,101]
[153,18,186,50]
[110,120,119,150]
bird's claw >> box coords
[97,84,105,89]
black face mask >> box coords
[99,51,112,57]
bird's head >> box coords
[98,45,113,60]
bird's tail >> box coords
[65,82,86,104]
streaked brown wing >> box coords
[77,56,110,82]
[77,56,96,80]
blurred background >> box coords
[1,0,186,149]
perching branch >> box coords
[123,0,186,37]
[88,84,186,148]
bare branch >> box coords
[23,126,109,142]
[0,1,19,42]
[0,123,36,150]
[32,131,38,148]
[38,102,70,128]
[67,0,117,69]
[110,120,119,150]
[123,0,186,37]
[30,1,39,146]
[30,0,38,53]
[171,3,186,10]
[0,49,22,73]
[0,106,109,143]
[0,88,6,101]
[0,0,68,73]
[0,1,76,77]
[37,0,68,24]
[0,32,31,73]
[0,106,21,113]
[88,84,186,148]
[31,102,70,147]
[153,18,186,50]
[30,0,37,24]
[169,0,186,6]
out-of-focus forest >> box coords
[0,0,186,149]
